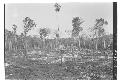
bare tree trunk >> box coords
[60,49,64,66]
[44,38,46,51]
[61,54,63,66]
[42,38,45,51]
[84,40,86,49]
[79,37,81,49]
[89,41,91,49]
[8,41,10,51]
[96,40,98,50]
[92,39,94,55]
[73,53,76,63]
[83,40,85,48]
[103,39,106,49]
[24,34,27,59]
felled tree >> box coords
[23,17,36,58]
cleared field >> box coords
[5,50,113,80]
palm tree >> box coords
[54,3,63,65]
[72,17,84,49]
[54,3,61,29]
[93,18,108,50]
[54,3,61,47]
[54,3,61,12]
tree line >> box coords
[5,3,113,58]
[5,17,113,54]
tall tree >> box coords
[23,17,36,58]
[72,17,84,48]
[12,24,17,50]
[92,18,108,50]
[54,3,61,47]
[39,28,50,50]
[54,3,61,28]
[54,3,62,65]
[5,29,13,51]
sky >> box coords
[5,3,113,38]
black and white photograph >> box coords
[4,2,117,80]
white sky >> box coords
[5,3,113,38]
